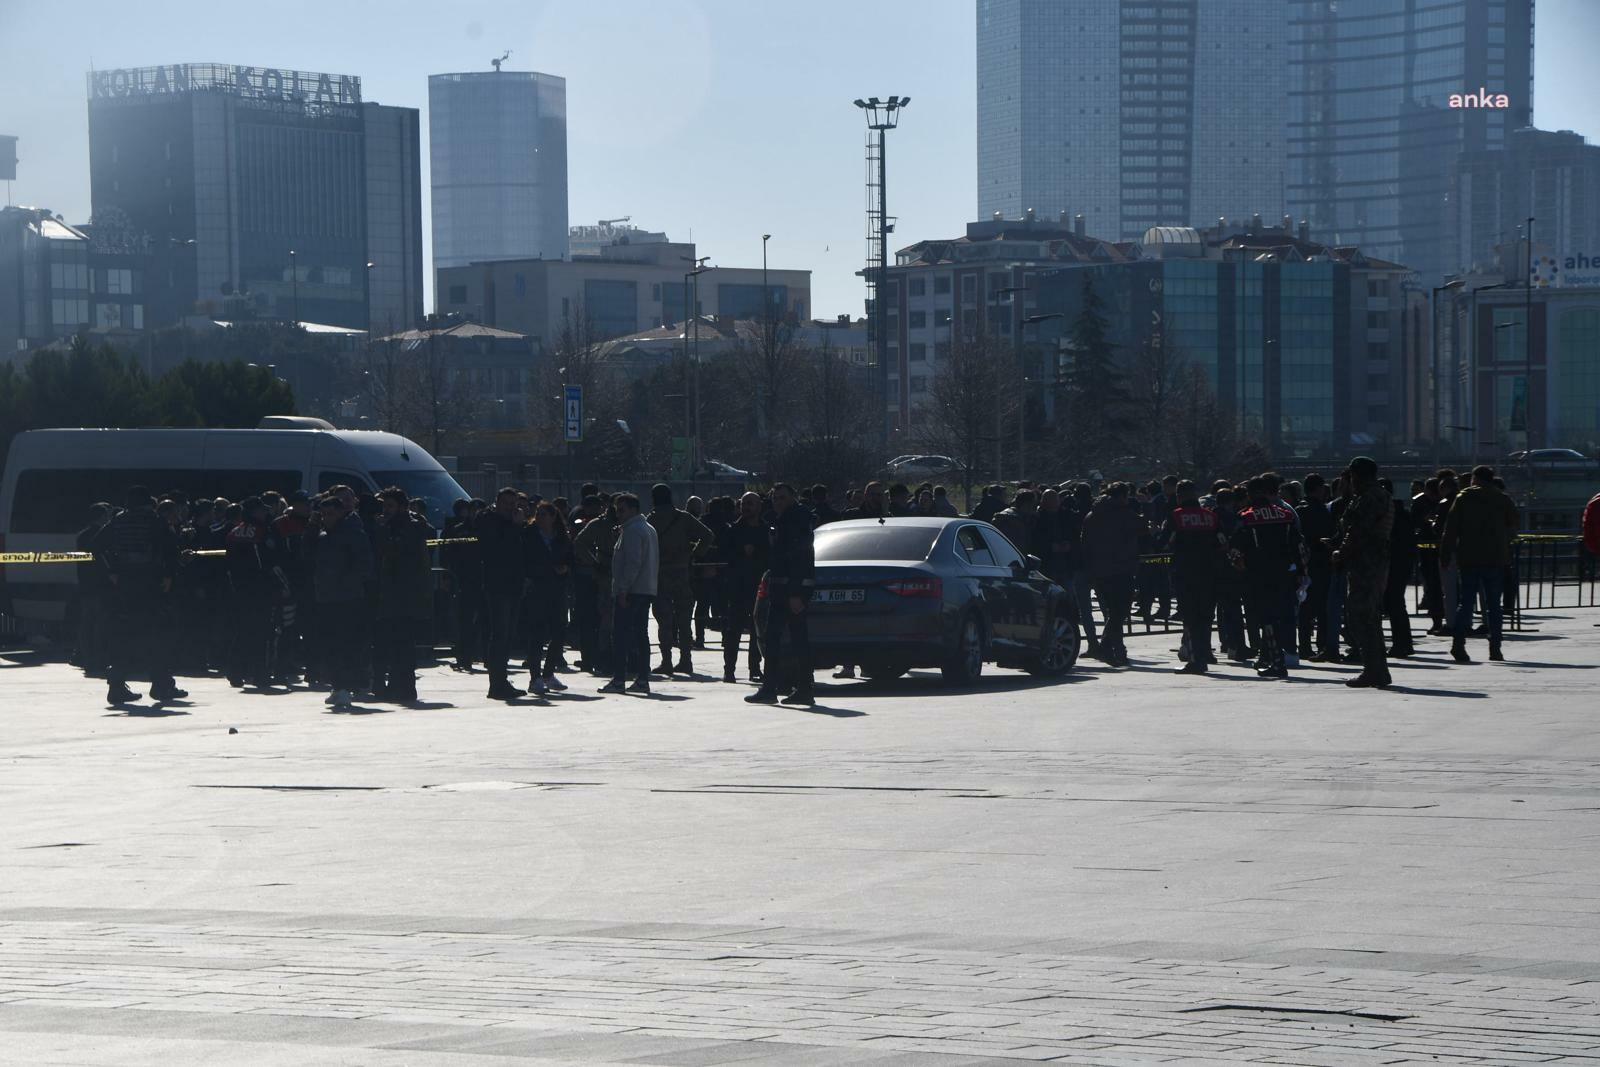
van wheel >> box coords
[941,613,984,687]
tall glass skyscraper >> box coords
[976,0,1288,239]
[428,70,569,277]
[1287,0,1535,283]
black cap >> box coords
[1349,456,1379,480]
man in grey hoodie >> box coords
[600,493,659,694]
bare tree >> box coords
[784,338,875,484]
[362,330,480,455]
[1167,365,1241,482]
[1128,326,1192,464]
[733,317,803,478]
[915,331,1014,502]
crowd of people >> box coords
[72,456,1530,707]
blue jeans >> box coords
[1454,566,1504,644]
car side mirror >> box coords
[1026,554,1043,570]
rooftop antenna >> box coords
[491,50,511,72]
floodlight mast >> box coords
[855,95,908,443]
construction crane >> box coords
[597,217,631,228]
[491,51,511,72]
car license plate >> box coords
[813,588,865,604]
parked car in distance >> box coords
[886,454,962,480]
[755,516,1079,687]
[1505,448,1594,469]
[702,459,756,482]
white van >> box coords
[0,421,468,635]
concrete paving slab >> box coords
[2,613,1599,1062]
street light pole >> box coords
[990,285,1029,481]
[1524,215,1536,449]
[1020,313,1063,482]
[854,95,909,447]
[1430,279,1464,467]
[288,249,298,325]
[762,234,771,353]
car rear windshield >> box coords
[814,525,940,562]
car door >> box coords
[956,524,1023,650]
[978,525,1045,647]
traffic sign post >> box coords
[563,384,583,442]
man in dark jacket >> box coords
[991,489,1038,557]
[92,486,183,705]
[746,483,816,706]
[1441,464,1519,662]
[476,487,529,700]
[1163,480,1225,674]
[1332,458,1393,687]
[1230,477,1304,680]
[313,492,373,710]
[441,498,482,671]
[374,487,434,702]
[224,496,288,689]
[1296,474,1336,659]
[1379,478,1416,658]
[573,497,619,675]
[719,491,770,683]
[1033,488,1081,591]
[1080,482,1146,667]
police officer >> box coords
[1229,477,1304,680]
[647,484,715,676]
[746,483,815,706]
[1163,480,1225,674]
[719,491,770,683]
[441,498,483,672]
[91,485,184,705]
[476,487,529,700]
[1333,457,1394,688]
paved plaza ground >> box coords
[2,611,1599,1065]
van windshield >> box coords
[370,469,469,528]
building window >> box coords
[909,310,927,329]
[934,274,951,295]
[651,283,661,301]
[935,308,951,327]
[583,278,639,339]
[909,343,926,362]
[934,341,950,362]
[909,277,926,297]
[909,375,927,394]
[961,275,977,302]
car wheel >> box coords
[941,613,985,687]
[1027,610,1080,677]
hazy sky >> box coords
[2,0,1597,320]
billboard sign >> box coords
[88,65,361,105]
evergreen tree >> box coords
[1060,273,1131,466]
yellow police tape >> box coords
[0,537,482,565]
[0,534,1585,567]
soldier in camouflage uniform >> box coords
[1332,456,1394,688]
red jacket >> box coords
[1584,492,1600,556]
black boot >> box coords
[1488,643,1504,662]
[1451,639,1472,664]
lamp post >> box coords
[854,95,909,446]
[1523,215,1536,449]
[1430,278,1464,467]
[288,249,298,325]
[680,255,711,472]
[762,234,772,352]
[1496,320,1521,449]
[1019,313,1063,482]
[989,285,1029,480]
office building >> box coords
[429,69,569,274]
[1438,242,1600,461]
[976,0,1288,240]
[1453,127,1600,282]
[436,240,810,350]
[886,213,1424,450]
[1287,0,1534,284]
[86,63,423,331]
[363,103,426,333]
[0,205,151,358]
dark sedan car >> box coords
[756,517,1079,686]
